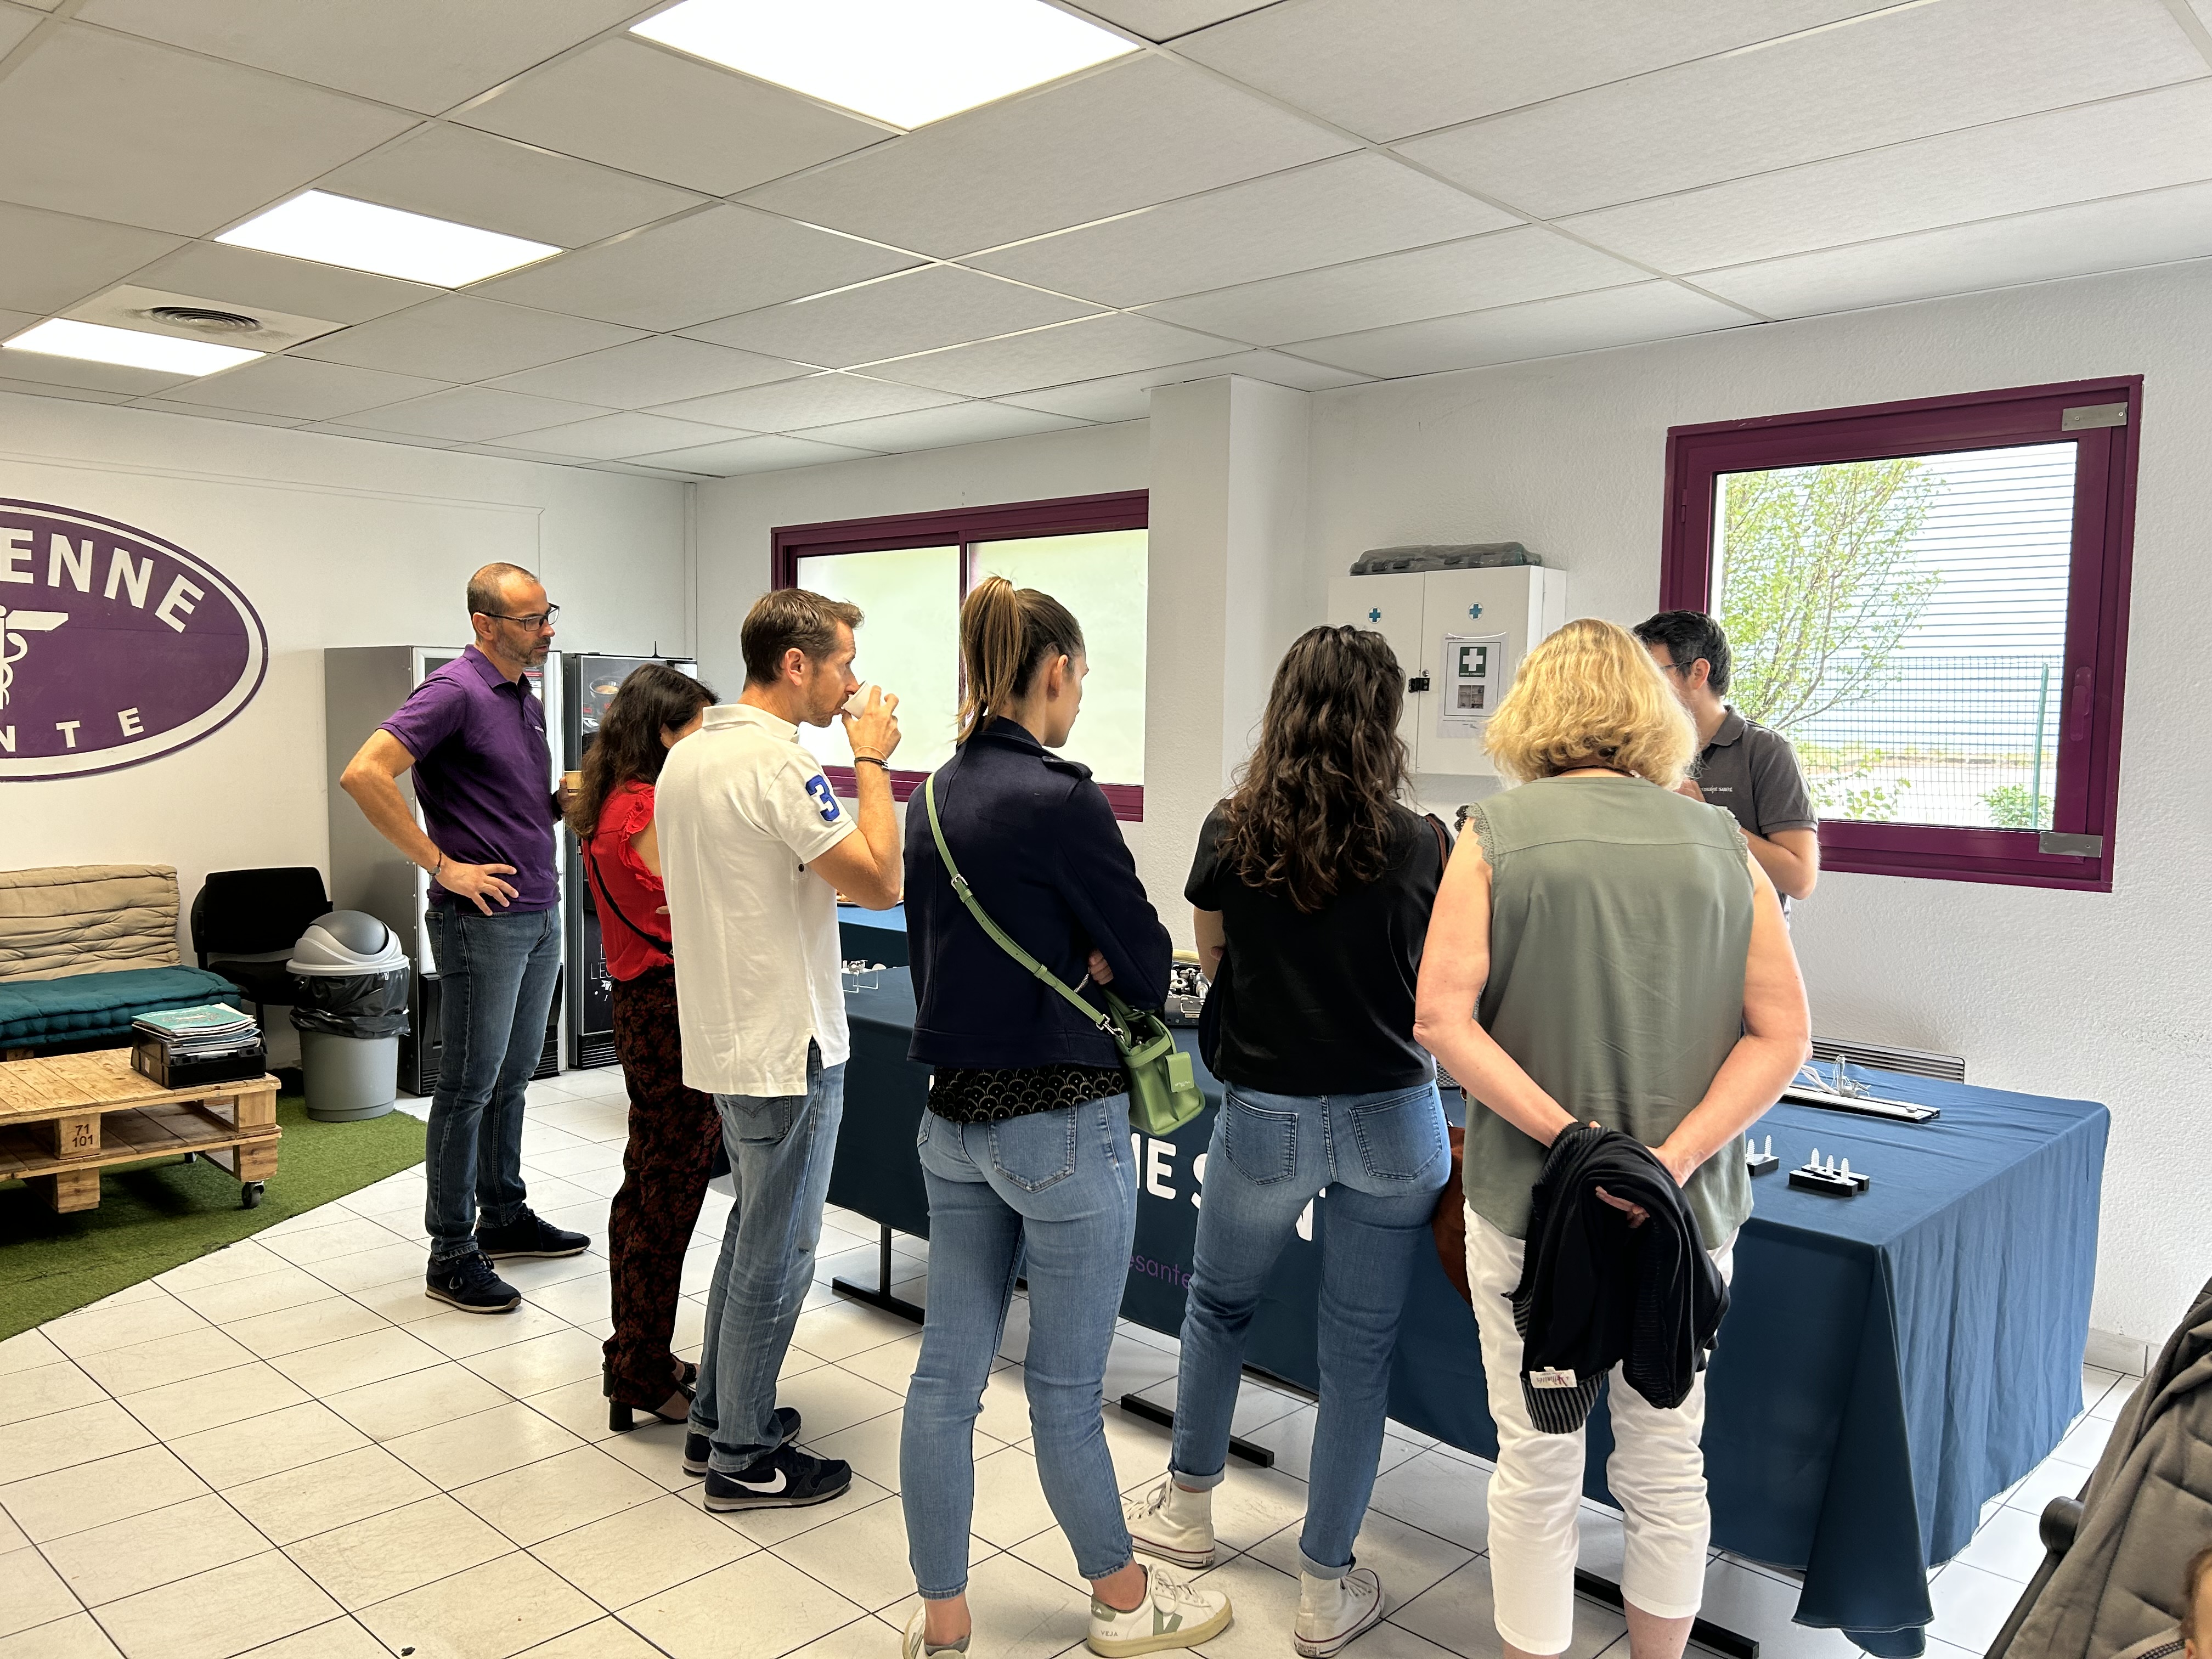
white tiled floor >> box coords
[0,1066,2140,1659]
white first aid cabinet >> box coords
[1325,566,1569,777]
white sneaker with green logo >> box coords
[1294,1567,1384,1658]
[1087,1565,1233,1658]
[1122,1476,1216,1568]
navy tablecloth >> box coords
[838,972,2106,1656]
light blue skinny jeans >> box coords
[1171,1081,1450,1578]
[901,1093,1139,1599]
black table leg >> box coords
[832,1224,925,1323]
[1572,1571,1758,1658]
[1116,1392,1277,1469]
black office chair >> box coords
[190,867,332,1019]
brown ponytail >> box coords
[957,575,1085,742]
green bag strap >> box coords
[923,771,1120,1039]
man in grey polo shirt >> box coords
[1634,611,1820,904]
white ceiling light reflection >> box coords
[217,191,560,287]
[632,0,1136,130]
[4,318,263,376]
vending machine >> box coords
[324,645,566,1095]
[561,652,698,1071]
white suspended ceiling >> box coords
[0,0,2204,478]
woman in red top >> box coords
[564,662,717,1430]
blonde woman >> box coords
[1413,618,1810,1659]
[898,577,1232,1659]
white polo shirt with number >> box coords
[655,701,855,1098]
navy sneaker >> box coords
[702,1444,849,1511]
[685,1408,800,1476]
[475,1207,589,1260]
[426,1252,521,1313]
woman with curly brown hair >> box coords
[1124,624,1452,1658]
[563,661,719,1433]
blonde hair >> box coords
[957,575,1085,742]
[1485,617,1697,787]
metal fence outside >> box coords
[1768,653,2063,828]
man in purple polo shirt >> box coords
[340,562,588,1313]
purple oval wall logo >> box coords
[0,499,267,781]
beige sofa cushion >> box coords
[0,865,182,982]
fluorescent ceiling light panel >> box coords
[217,191,560,287]
[632,0,1136,129]
[4,318,262,376]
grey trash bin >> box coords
[289,911,411,1123]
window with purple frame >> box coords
[1659,377,2140,891]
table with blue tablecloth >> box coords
[836,969,2106,1656]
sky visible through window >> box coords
[1713,441,2076,830]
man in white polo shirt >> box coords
[656,588,902,1510]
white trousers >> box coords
[1464,1206,1735,1655]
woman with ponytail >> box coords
[897,577,1232,1659]
[1124,625,1452,1658]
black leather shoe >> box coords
[702,1444,849,1510]
[685,1409,800,1476]
[475,1207,589,1260]
[425,1253,521,1313]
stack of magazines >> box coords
[131,1003,266,1087]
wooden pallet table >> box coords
[0,1049,280,1213]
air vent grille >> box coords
[140,305,263,334]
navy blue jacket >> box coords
[905,717,1170,1070]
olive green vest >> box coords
[1460,776,1755,1249]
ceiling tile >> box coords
[1180,0,1895,143]
[1144,226,1645,346]
[623,434,880,476]
[996,349,1369,421]
[1689,180,2212,318]
[0,308,38,337]
[319,126,709,250]
[341,385,613,441]
[0,377,132,405]
[292,296,645,380]
[1079,1,1268,39]
[127,244,442,327]
[0,346,193,397]
[864,313,1238,398]
[968,153,1517,308]
[464,443,601,466]
[650,374,961,430]
[72,0,646,115]
[484,335,809,407]
[0,4,39,55]
[1287,282,1754,378]
[795,401,1091,452]
[686,266,1103,369]
[0,26,417,236]
[585,459,719,481]
[156,356,453,420]
[497,410,751,460]
[1558,80,2212,274]
[128,399,307,428]
[458,36,889,196]
[0,202,183,315]
[1395,0,2207,218]
[741,54,1353,259]
[299,424,472,450]
[470,205,921,331]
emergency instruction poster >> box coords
[1438,631,1505,734]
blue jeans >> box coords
[1172,1081,1449,1578]
[691,1041,845,1473]
[422,905,561,1266]
[901,1096,1139,1599]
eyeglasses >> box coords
[477,605,560,630]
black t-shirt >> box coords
[1184,802,1448,1096]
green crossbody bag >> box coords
[923,771,1204,1138]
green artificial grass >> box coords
[0,1096,426,1342]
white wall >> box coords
[1306,259,2212,1347]
[0,393,690,961]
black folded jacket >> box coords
[1505,1122,1729,1433]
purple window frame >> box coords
[1658,376,2141,892]
[772,490,1150,821]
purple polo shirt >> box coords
[379,645,559,912]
